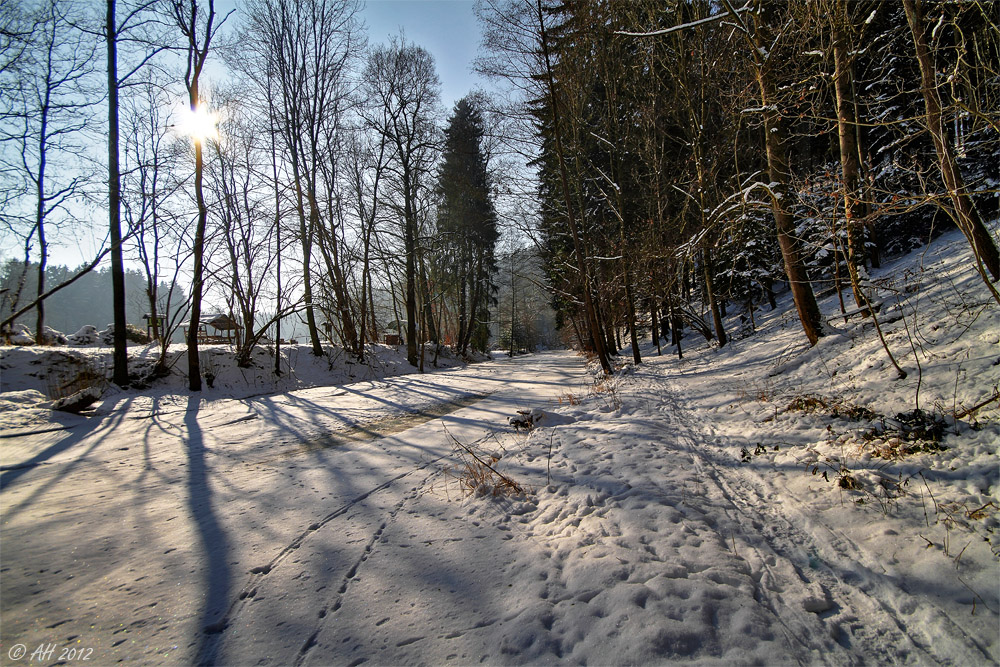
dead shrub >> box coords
[591,378,622,410]
[787,394,828,413]
[785,394,879,421]
[445,430,527,499]
[558,392,580,406]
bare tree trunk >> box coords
[405,194,418,367]
[756,62,824,345]
[670,299,682,359]
[832,1,868,311]
[269,101,282,375]
[903,0,1000,288]
[418,249,437,344]
[33,81,49,344]
[174,0,220,392]
[107,0,129,385]
[33,180,47,344]
[287,160,323,356]
[622,240,641,364]
[703,246,727,348]
[187,133,208,390]
[719,0,824,345]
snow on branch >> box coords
[615,5,749,38]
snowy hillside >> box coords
[1,228,997,665]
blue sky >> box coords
[10,0,490,269]
[361,0,487,111]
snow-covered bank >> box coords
[1,228,997,665]
[0,342,479,437]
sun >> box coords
[177,103,219,143]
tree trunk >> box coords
[286,146,322,357]
[670,300,683,359]
[34,224,46,345]
[649,295,660,351]
[755,51,824,345]
[703,247,727,348]
[419,250,437,344]
[623,253,641,364]
[405,192,418,367]
[832,3,868,311]
[274,214,282,375]
[903,0,1000,286]
[107,0,128,385]
[187,137,207,390]
[33,86,49,345]
[457,265,467,352]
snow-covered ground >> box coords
[1,228,997,665]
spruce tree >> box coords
[436,95,499,354]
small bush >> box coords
[446,432,526,499]
[124,324,151,344]
[893,409,946,442]
[787,395,828,413]
[558,392,580,406]
[591,378,622,410]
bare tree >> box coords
[361,37,442,368]
[720,0,826,346]
[205,88,287,366]
[0,0,98,344]
[903,0,1000,295]
[238,0,363,357]
[343,122,389,360]
[169,0,225,391]
[121,77,191,371]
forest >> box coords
[1,0,998,391]
[477,0,998,377]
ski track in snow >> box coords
[647,369,992,665]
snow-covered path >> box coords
[640,370,995,666]
[2,345,997,665]
[1,352,589,665]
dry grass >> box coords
[591,377,622,410]
[784,393,878,421]
[444,429,527,499]
[558,392,580,406]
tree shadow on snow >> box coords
[183,395,232,664]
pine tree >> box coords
[435,95,499,354]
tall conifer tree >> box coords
[436,96,499,354]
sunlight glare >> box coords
[177,104,219,143]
